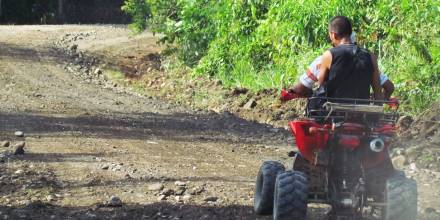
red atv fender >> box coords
[289,121,330,162]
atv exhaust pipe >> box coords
[370,138,385,152]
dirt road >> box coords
[0,25,438,220]
[0,25,293,220]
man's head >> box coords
[328,16,352,46]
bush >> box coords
[121,0,151,33]
[124,0,440,114]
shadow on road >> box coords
[0,202,332,220]
[0,111,289,145]
[0,42,67,64]
[0,202,267,220]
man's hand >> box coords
[387,97,399,109]
[280,89,299,102]
[280,83,313,102]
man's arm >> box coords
[382,80,395,99]
[289,82,313,97]
[280,83,312,102]
[318,50,332,86]
[370,54,384,100]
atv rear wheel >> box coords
[382,171,418,220]
[254,161,285,215]
[273,171,308,220]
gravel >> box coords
[1,141,10,148]
[203,196,219,202]
[174,181,186,187]
[14,131,24,137]
[13,141,26,155]
[108,196,122,207]
[147,183,164,191]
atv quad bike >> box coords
[254,95,417,220]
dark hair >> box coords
[329,16,352,38]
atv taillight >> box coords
[338,135,361,150]
[309,126,327,134]
[372,123,396,136]
[336,123,365,135]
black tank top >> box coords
[323,44,373,99]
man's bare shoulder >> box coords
[318,50,333,85]
[321,50,332,66]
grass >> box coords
[124,0,440,114]
[105,69,125,81]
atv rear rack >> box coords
[306,97,399,123]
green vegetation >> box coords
[121,0,151,32]
[106,69,126,81]
[123,0,440,114]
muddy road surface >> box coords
[0,25,438,220]
[0,25,293,220]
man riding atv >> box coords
[254,16,417,220]
[319,16,383,102]
[285,32,395,101]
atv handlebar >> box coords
[280,89,303,101]
[387,97,399,109]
